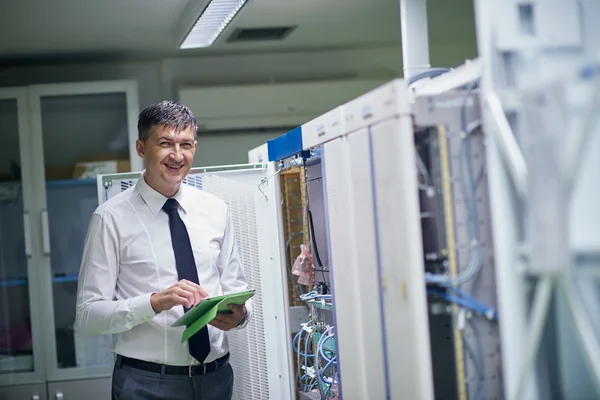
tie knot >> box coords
[162,198,179,213]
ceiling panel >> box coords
[0,0,475,62]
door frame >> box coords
[0,88,47,386]
[27,80,139,382]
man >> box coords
[75,100,252,400]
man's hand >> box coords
[209,304,246,331]
[150,280,208,313]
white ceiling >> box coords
[0,0,474,62]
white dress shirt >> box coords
[75,173,253,366]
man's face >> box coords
[136,124,196,194]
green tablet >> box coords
[171,289,256,343]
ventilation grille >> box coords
[105,170,270,399]
[227,26,296,42]
[199,173,269,399]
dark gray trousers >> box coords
[111,359,234,400]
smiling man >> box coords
[75,100,252,400]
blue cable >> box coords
[407,67,452,86]
[318,333,335,362]
[293,330,315,358]
[427,288,497,320]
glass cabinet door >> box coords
[27,82,139,381]
[0,90,46,386]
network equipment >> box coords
[260,70,504,400]
[97,2,600,396]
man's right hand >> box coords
[150,280,208,313]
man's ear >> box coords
[135,139,146,159]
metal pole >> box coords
[400,0,431,80]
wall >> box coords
[0,43,477,167]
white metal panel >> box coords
[321,138,368,399]
[247,143,269,164]
[301,106,344,150]
[343,79,411,135]
[97,165,292,400]
[344,129,388,398]
[369,116,434,400]
[178,80,386,131]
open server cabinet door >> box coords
[97,163,292,400]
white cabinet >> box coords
[96,164,293,400]
[0,81,139,399]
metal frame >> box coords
[472,1,600,399]
[414,89,505,399]
[26,80,140,383]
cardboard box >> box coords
[45,165,74,181]
[72,155,130,179]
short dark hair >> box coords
[137,100,198,141]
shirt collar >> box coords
[135,171,190,217]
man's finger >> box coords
[197,287,209,298]
[209,320,230,331]
[178,281,209,305]
[172,288,194,307]
[213,313,236,323]
[171,293,193,309]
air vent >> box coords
[227,26,296,42]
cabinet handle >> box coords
[31,394,40,400]
[41,209,50,255]
[55,392,64,400]
[23,212,32,258]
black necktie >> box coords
[162,198,211,363]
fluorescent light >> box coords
[180,0,248,49]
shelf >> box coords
[46,179,96,188]
[0,275,78,287]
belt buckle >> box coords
[189,363,207,377]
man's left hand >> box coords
[209,304,246,331]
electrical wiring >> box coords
[427,287,497,320]
[301,157,329,285]
[293,323,337,398]
[425,79,483,287]
[293,322,320,392]
[299,290,332,302]
[315,326,337,398]
[408,67,453,86]
[258,161,284,200]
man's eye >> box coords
[160,142,170,146]
[182,143,192,149]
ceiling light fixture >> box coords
[179,0,248,49]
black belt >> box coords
[117,353,229,376]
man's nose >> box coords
[169,146,184,160]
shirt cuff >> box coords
[130,292,157,322]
